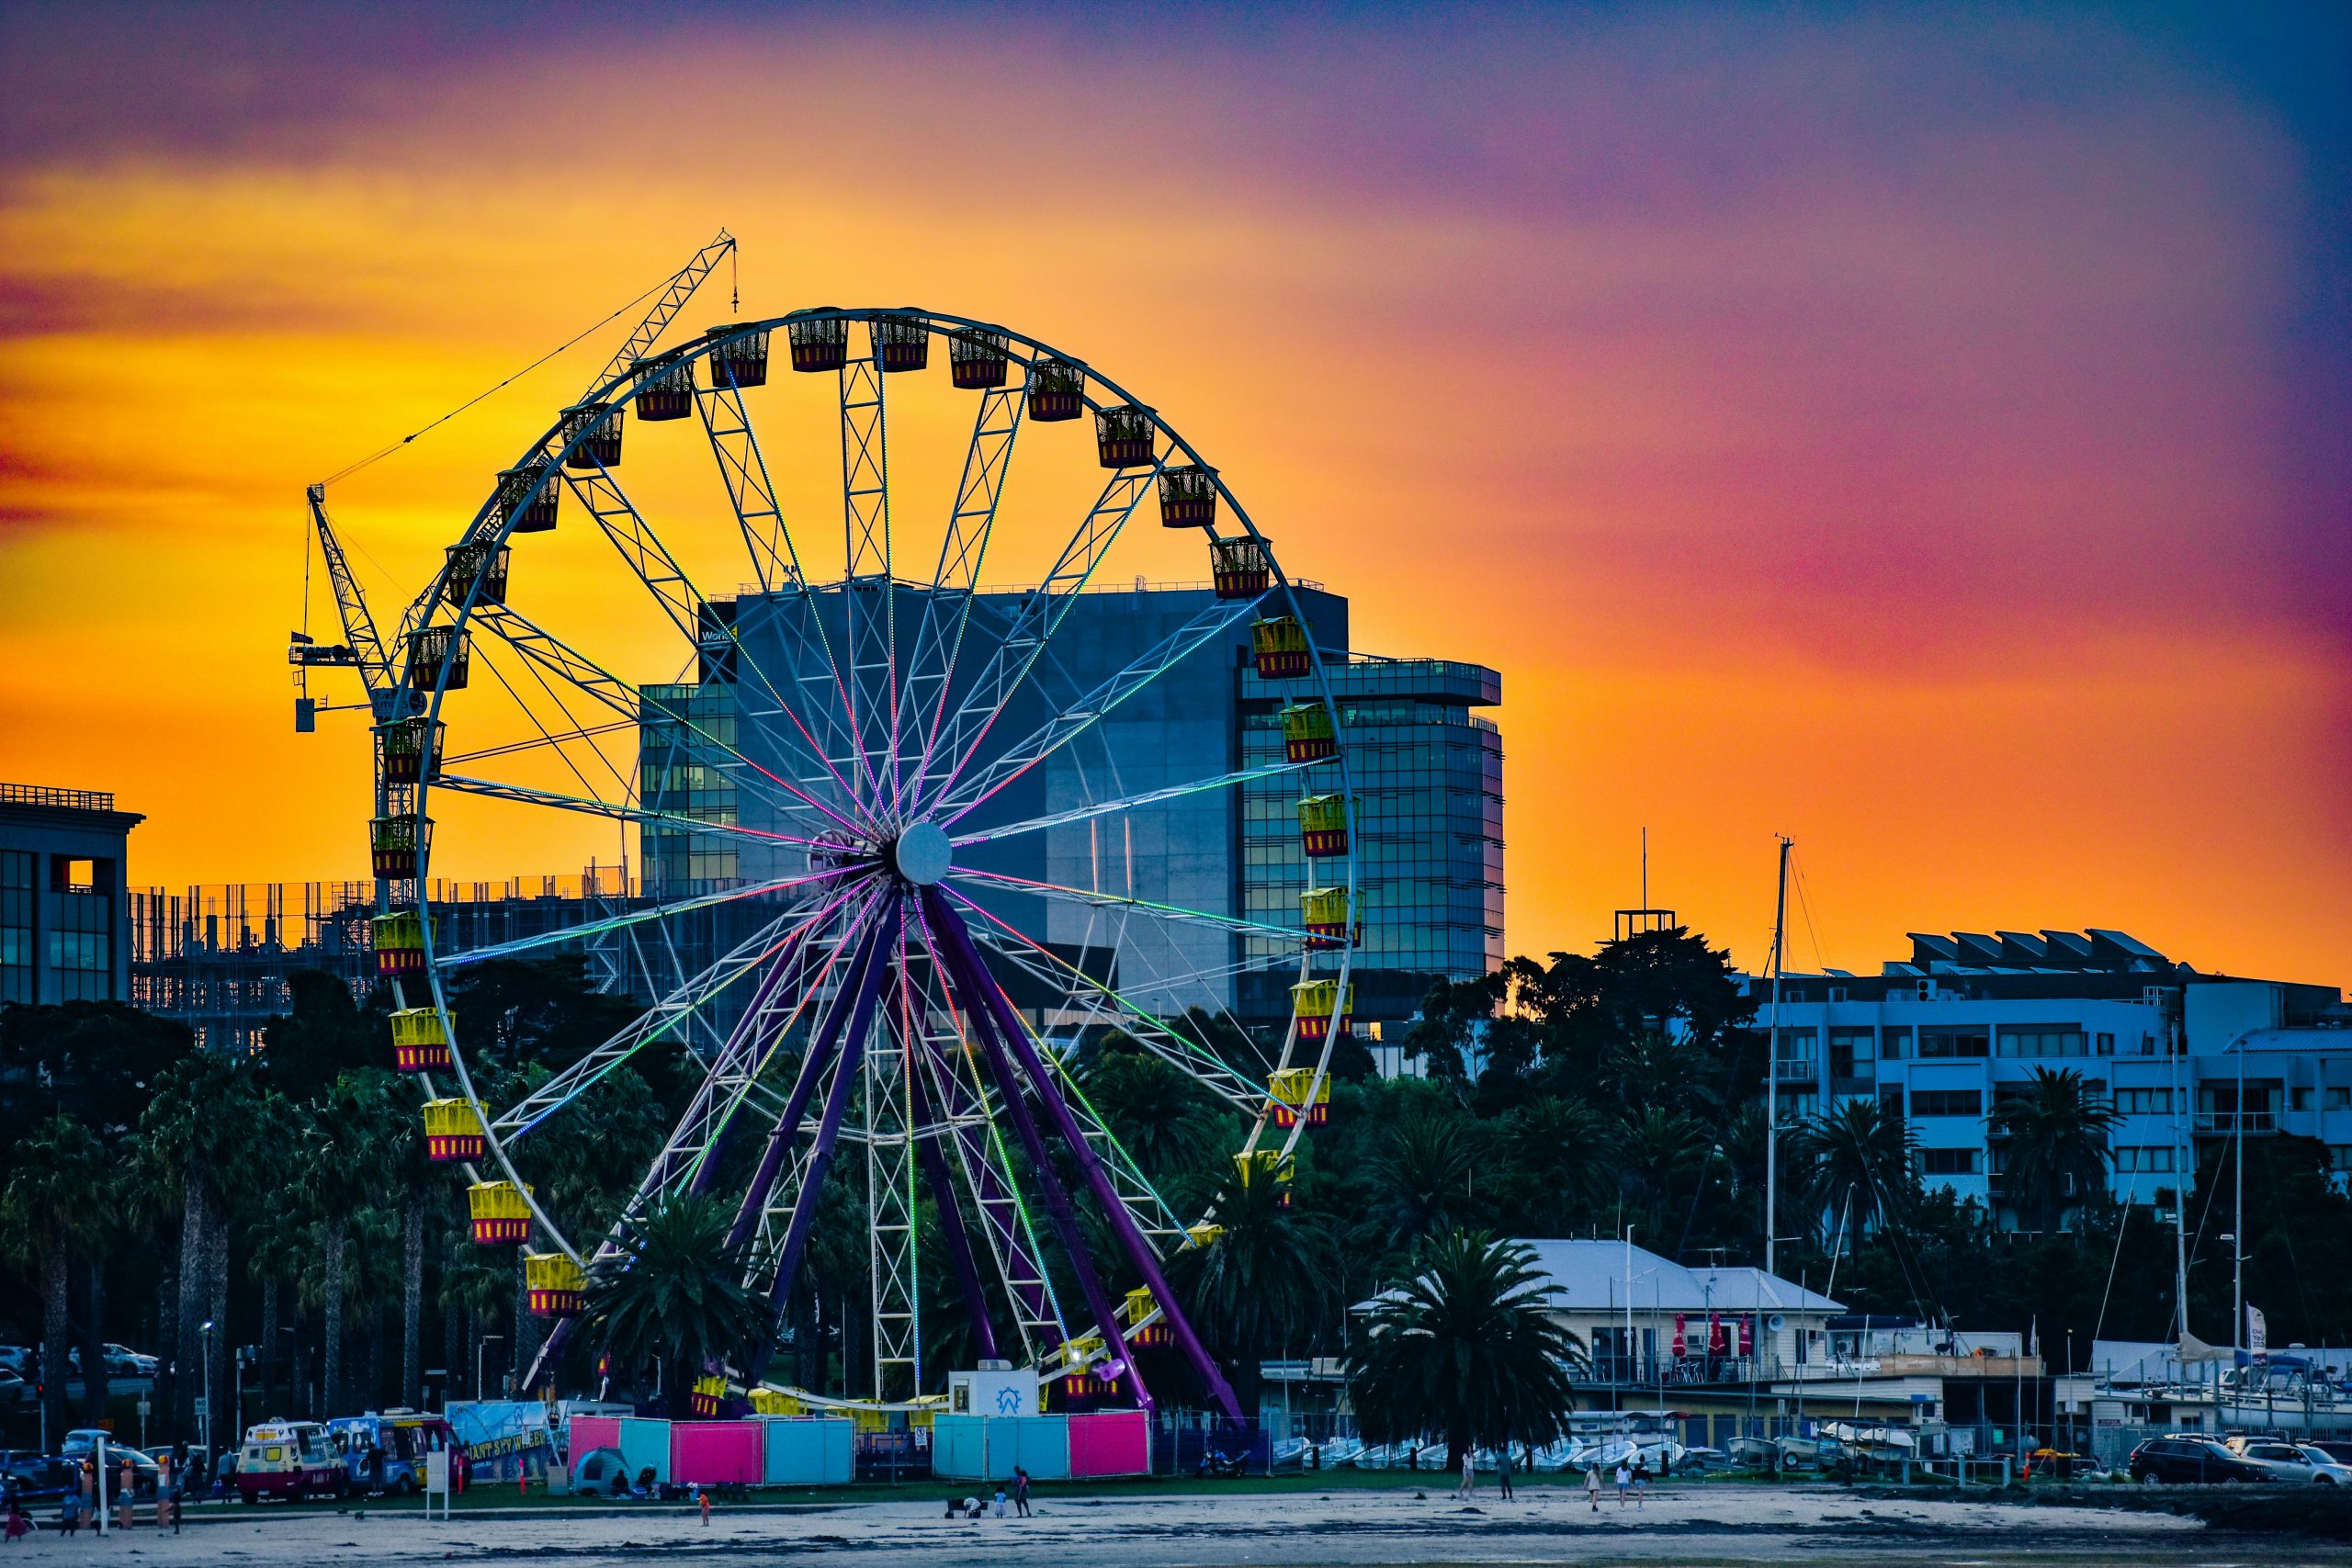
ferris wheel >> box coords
[337,249,1361,1417]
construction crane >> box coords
[288,482,401,730]
[289,230,739,734]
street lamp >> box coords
[477,1336,504,1402]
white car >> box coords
[2227,1438,2343,1483]
[2296,1445,2352,1485]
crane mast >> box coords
[292,230,737,732]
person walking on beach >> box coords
[1458,1447,1476,1498]
[1632,1455,1649,1510]
[1013,1467,1031,1517]
[1614,1461,1631,1508]
[1496,1445,1514,1500]
[1585,1464,1601,1512]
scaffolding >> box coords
[130,864,651,1052]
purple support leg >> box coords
[905,1032,999,1362]
[760,900,901,1322]
[725,910,886,1250]
[926,888,1244,1422]
[921,892,1154,1411]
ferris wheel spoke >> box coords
[915,463,1164,814]
[469,603,860,834]
[932,591,1266,827]
[950,868,1302,944]
[492,889,857,1142]
[435,866,867,969]
[950,759,1314,851]
[430,772,826,851]
[696,376,865,808]
[906,921,1067,1353]
[925,888,1247,1420]
[562,463,858,811]
[902,367,1028,809]
[948,889,1269,1110]
[469,637,639,806]
[836,344,897,817]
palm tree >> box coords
[1498,1096,1612,1229]
[1359,1109,1481,1258]
[1611,1106,1707,1237]
[1786,1099,1919,1240]
[583,1193,772,1419]
[1985,1067,2121,1234]
[1345,1231,1585,1472]
[1076,1044,1221,1181]
[1,1115,107,1443]
[1163,1159,1338,1412]
[141,1051,266,1440]
[299,1070,406,1414]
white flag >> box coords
[2247,1303,2267,1357]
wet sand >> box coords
[6,1483,2339,1566]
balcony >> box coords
[2194,1111,2278,1135]
[1773,1056,1818,1082]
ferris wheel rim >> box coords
[376,303,1363,1386]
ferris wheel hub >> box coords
[885,821,953,886]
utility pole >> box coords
[1765,836,1792,1280]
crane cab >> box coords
[707,323,771,388]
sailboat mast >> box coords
[2171,1016,2190,1344]
[1765,835,1792,1279]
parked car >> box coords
[0,1369,27,1406]
[2295,1446,2352,1484]
[2309,1440,2352,1467]
[0,1450,74,1507]
[54,1435,162,1498]
[2127,1435,2272,1484]
[0,1347,30,1377]
[2223,1438,2346,1483]
[65,1344,158,1379]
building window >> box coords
[49,875,112,1003]
[1919,1148,1979,1176]
[2328,1088,2350,1111]
[1911,1089,1983,1118]
[1773,1027,1817,1078]
[2097,1032,2115,1055]
[2291,1088,2312,1112]
[2114,1088,2172,1115]
[1917,1025,1989,1059]
[2331,1146,2352,1174]
[1774,1089,1819,1123]
[1996,1024,2087,1058]
[2115,1146,2176,1173]
[1880,1026,1911,1061]
[0,850,31,1006]
[1827,1027,1875,1085]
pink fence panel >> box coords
[670,1420,763,1485]
[1069,1410,1150,1477]
[568,1416,621,1461]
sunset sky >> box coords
[2,3,2346,983]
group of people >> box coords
[943,1465,1034,1519]
[1451,1447,1655,1511]
[5,1449,190,1543]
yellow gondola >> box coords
[1280,702,1337,762]
[1296,794,1350,858]
[1158,464,1216,528]
[422,1097,484,1161]
[372,911,426,976]
[707,322,772,388]
[525,1252,585,1317]
[557,401,622,468]
[1268,1066,1330,1128]
[467,1180,531,1246]
[1209,536,1271,598]
[388,1006,449,1072]
[1250,616,1310,679]
[1290,979,1354,1043]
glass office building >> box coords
[638,581,1504,1037]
